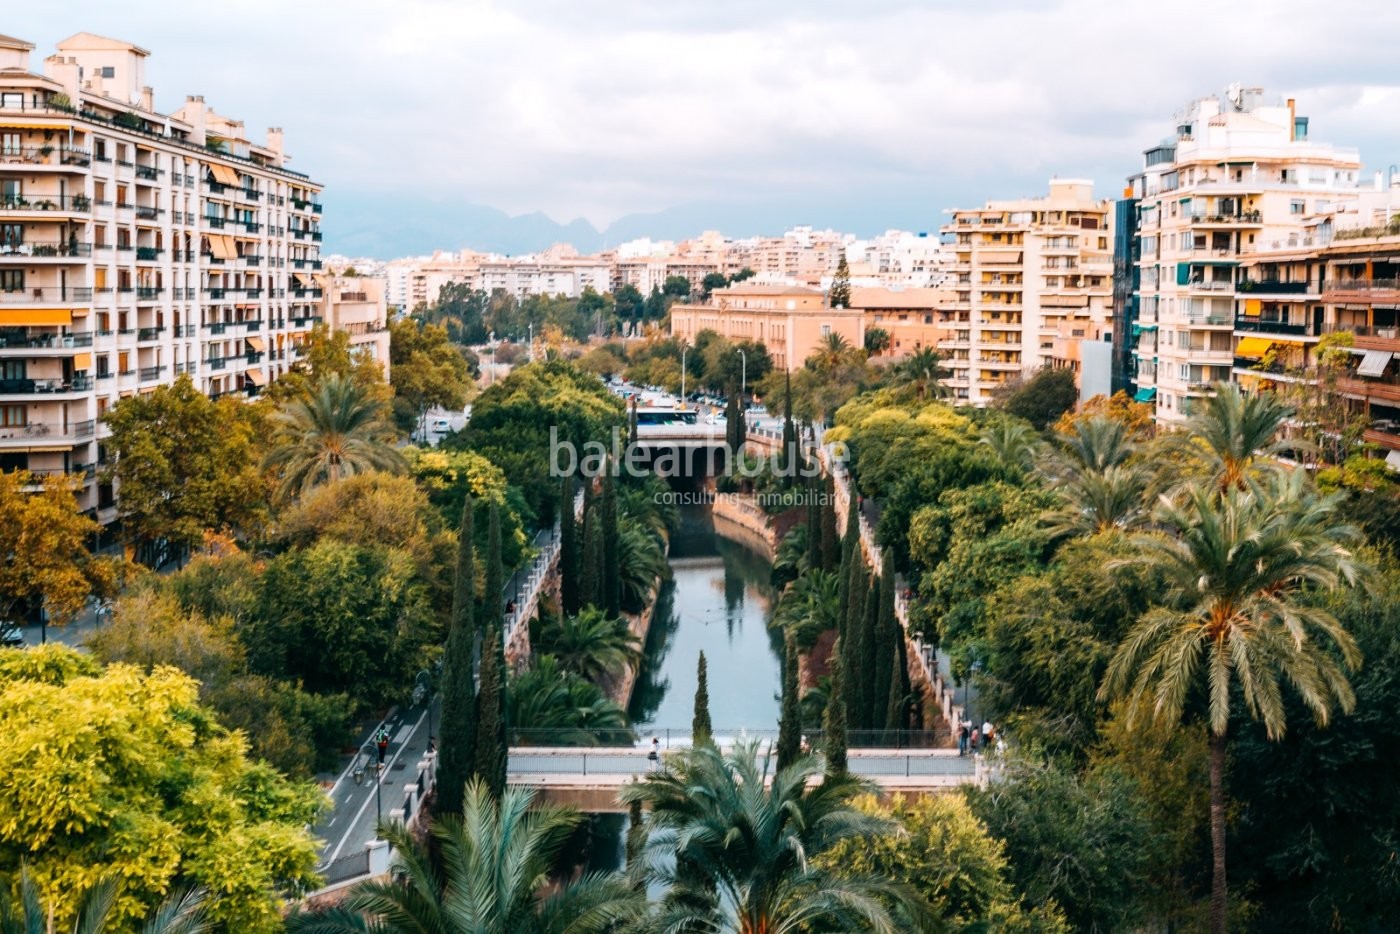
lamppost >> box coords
[352,741,384,825]
[736,347,747,402]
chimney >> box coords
[1287,98,1296,141]
[141,86,154,112]
[43,54,81,104]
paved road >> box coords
[312,701,437,873]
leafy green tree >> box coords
[286,780,645,933]
[619,741,927,932]
[419,281,488,345]
[693,651,713,745]
[1100,474,1367,932]
[388,316,473,435]
[820,793,1070,932]
[662,274,691,298]
[473,504,507,797]
[263,373,406,503]
[0,646,321,930]
[537,607,639,684]
[261,322,391,409]
[437,496,476,816]
[978,417,1043,475]
[0,472,122,631]
[102,374,265,561]
[776,635,801,772]
[613,284,644,327]
[827,254,852,309]
[700,271,729,300]
[998,367,1079,431]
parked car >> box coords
[705,412,727,426]
[431,418,451,433]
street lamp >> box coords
[352,741,384,826]
[736,348,747,402]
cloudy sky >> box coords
[13,1,1400,255]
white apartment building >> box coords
[940,180,1115,405]
[1,32,326,517]
[842,230,950,289]
[1129,86,1363,424]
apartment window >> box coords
[820,324,831,337]
[0,270,22,292]
[1,405,24,427]
[1290,200,1305,215]
[99,66,115,78]
[1,224,20,248]
[0,132,20,156]
[0,360,25,380]
[1179,363,1190,380]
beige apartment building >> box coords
[320,273,390,378]
[851,286,952,359]
[940,180,1114,405]
[1129,87,1363,424]
[669,283,864,371]
[0,32,327,518]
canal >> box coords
[583,503,785,873]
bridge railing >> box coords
[508,726,950,750]
[507,747,976,781]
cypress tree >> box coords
[823,641,848,776]
[472,502,508,797]
[437,495,475,815]
[580,485,603,609]
[883,645,906,740]
[858,573,880,730]
[725,385,742,456]
[843,565,867,730]
[805,476,822,572]
[780,372,797,487]
[628,398,639,449]
[692,651,713,745]
[819,475,840,573]
[559,475,581,616]
[601,467,622,617]
[776,634,801,771]
[871,553,898,733]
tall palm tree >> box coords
[537,607,640,684]
[1179,381,1299,492]
[285,780,646,934]
[1099,473,1366,933]
[1043,462,1154,540]
[263,373,406,502]
[771,568,839,651]
[617,521,669,612]
[508,654,632,746]
[0,868,209,934]
[809,333,854,373]
[893,347,950,401]
[978,418,1042,473]
[619,740,932,933]
[1052,414,1136,474]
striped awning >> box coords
[209,164,240,186]
[1357,350,1393,378]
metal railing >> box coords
[0,376,92,394]
[0,419,95,441]
[1,194,91,211]
[0,287,94,304]
[0,241,92,258]
[0,330,92,348]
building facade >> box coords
[940,179,1114,405]
[669,283,864,371]
[320,273,389,378]
[1127,87,1363,424]
[851,286,952,359]
[1,32,324,517]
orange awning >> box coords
[1243,299,1262,316]
[209,163,240,186]
[208,235,236,260]
[72,352,92,370]
[294,273,313,288]
[246,367,268,386]
[1235,337,1273,358]
[0,309,73,326]
[245,335,266,352]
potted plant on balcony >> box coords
[72,195,90,211]
[37,145,53,159]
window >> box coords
[0,132,19,156]
[820,324,831,337]
[99,66,115,78]
[1,224,20,249]
[1290,200,1305,215]
[0,270,23,292]
[1,405,24,427]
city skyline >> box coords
[10,2,1400,257]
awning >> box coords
[1243,299,1262,316]
[209,164,240,186]
[246,368,268,386]
[72,352,92,370]
[1356,350,1393,378]
[979,250,1022,264]
[293,273,314,288]
[245,335,266,352]
[0,309,73,326]
[1235,336,1274,358]
[1134,387,1157,402]
[208,235,236,260]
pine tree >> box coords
[823,641,848,776]
[437,496,476,815]
[601,467,622,617]
[692,651,713,745]
[559,475,581,615]
[776,634,802,771]
[472,502,507,797]
[828,254,851,309]
[820,475,840,572]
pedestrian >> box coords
[647,736,661,772]
[374,726,390,764]
[957,721,970,757]
[981,719,993,751]
[970,727,980,752]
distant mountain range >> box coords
[319,188,950,259]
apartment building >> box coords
[320,273,389,378]
[669,283,864,371]
[730,226,847,287]
[939,180,1114,405]
[1127,87,1363,424]
[0,32,324,517]
[843,231,950,290]
[851,286,952,359]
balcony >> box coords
[137,326,165,341]
[1,241,92,259]
[1,193,92,213]
[1237,279,1311,295]
[0,330,93,349]
[0,145,91,169]
[1235,317,1314,336]
[1189,210,1263,225]
[0,287,94,304]
[0,419,95,445]
[136,287,164,300]
[134,164,159,181]
[0,376,93,394]
[1362,426,1400,451]
[1322,279,1400,304]
[205,217,226,229]
[135,206,162,221]
[1339,375,1400,405]
[138,365,165,381]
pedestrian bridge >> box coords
[507,746,982,812]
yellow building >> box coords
[1,32,324,517]
[941,180,1114,405]
[669,283,864,371]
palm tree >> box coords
[893,347,950,401]
[508,654,632,746]
[537,607,640,684]
[1052,414,1136,474]
[1099,472,1366,933]
[978,418,1042,473]
[1043,462,1154,539]
[285,780,646,933]
[809,332,853,373]
[263,373,406,501]
[617,521,669,613]
[770,568,839,651]
[1179,381,1300,492]
[770,522,810,587]
[619,740,931,933]
[0,868,209,934]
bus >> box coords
[634,407,699,427]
